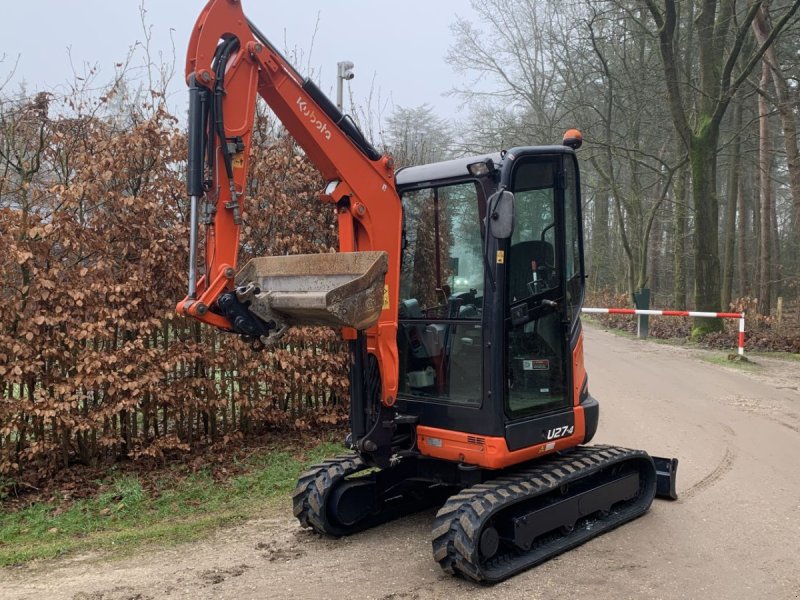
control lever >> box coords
[541,299,558,308]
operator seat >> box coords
[509,240,555,302]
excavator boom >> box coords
[177,0,401,405]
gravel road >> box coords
[3,325,799,600]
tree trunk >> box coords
[736,163,749,298]
[591,186,611,290]
[758,60,773,316]
[776,85,800,269]
[689,128,723,333]
[673,165,688,310]
[771,192,781,300]
[721,101,741,309]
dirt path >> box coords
[3,325,799,600]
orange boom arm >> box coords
[176,0,401,405]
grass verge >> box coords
[746,351,800,362]
[0,440,345,567]
[699,354,761,371]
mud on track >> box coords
[3,325,800,600]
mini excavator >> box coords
[177,0,678,582]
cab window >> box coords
[397,182,483,405]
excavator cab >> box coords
[391,147,597,469]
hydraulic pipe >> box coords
[188,195,200,299]
[350,332,368,444]
[186,74,207,300]
[186,75,207,197]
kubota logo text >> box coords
[297,97,332,141]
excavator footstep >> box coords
[235,251,388,330]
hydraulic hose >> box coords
[212,38,240,183]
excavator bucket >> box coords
[235,251,388,331]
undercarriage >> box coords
[293,446,676,583]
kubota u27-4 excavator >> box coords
[177,0,678,582]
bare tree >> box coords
[383,104,455,166]
[642,0,800,333]
[752,4,800,276]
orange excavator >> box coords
[177,0,678,582]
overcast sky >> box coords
[1,0,475,121]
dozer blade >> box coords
[235,251,388,330]
[653,455,679,500]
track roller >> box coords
[292,453,455,537]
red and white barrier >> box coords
[582,307,746,356]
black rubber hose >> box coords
[206,86,215,178]
[200,86,210,190]
[302,78,382,161]
[213,38,240,182]
[246,17,303,82]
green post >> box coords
[633,288,650,339]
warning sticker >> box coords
[522,359,550,371]
[232,153,245,169]
[383,284,390,310]
[496,250,505,264]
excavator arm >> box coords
[176,0,402,407]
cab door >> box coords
[501,150,584,451]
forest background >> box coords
[1,0,800,491]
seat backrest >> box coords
[398,298,423,319]
[509,240,554,302]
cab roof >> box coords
[394,146,574,189]
[394,153,501,188]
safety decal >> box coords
[522,359,550,371]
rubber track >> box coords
[431,445,655,583]
[292,454,365,536]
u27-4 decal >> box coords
[545,425,574,441]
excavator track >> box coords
[293,454,454,537]
[292,454,366,536]
[431,445,657,583]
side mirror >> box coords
[488,190,514,239]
